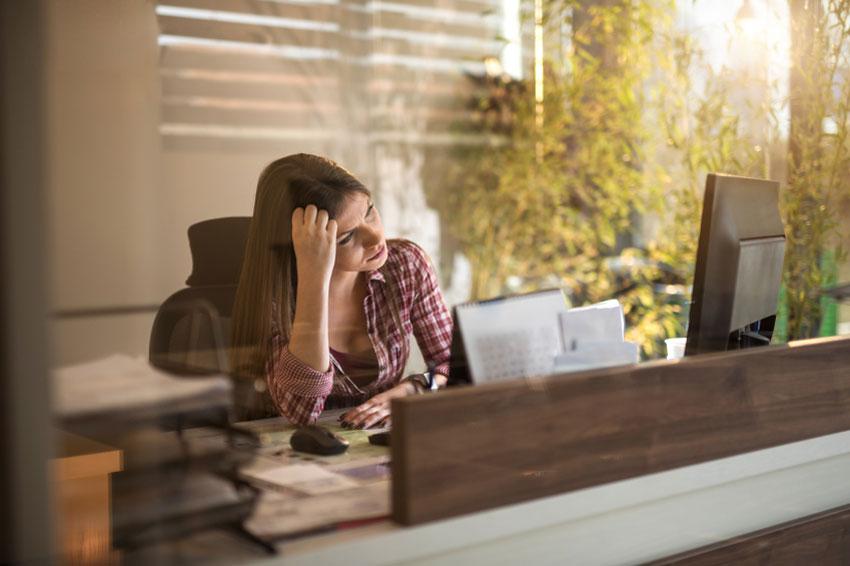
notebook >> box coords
[450,289,568,384]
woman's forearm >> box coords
[287,275,331,372]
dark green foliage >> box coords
[441,0,849,356]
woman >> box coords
[232,154,452,428]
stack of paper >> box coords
[55,353,231,423]
[454,291,639,383]
[54,354,261,551]
[554,299,639,372]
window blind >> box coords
[156,0,512,147]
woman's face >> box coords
[332,192,387,272]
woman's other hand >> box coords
[291,205,337,284]
[339,381,416,429]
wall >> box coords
[46,0,163,365]
[45,1,472,368]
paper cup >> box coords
[665,337,687,360]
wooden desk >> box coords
[236,337,850,564]
[53,431,122,565]
[271,430,850,564]
[119,410,394,563]
[392,335,850,525]
[123,336,850,564]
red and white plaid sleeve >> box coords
[403,242,453,377]
[266,334,334,425]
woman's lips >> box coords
[368,245,386,261]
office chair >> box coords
[148,287,233,376]
[149,216,249,375]
[133,217,274,554]
[149,216,278,420]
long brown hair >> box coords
[231,154,370,377]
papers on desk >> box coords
[553,341,640,372]
[554,299,640,372]
[558,299,624,348]
[245,482,390,541]
[236,411,392,542]
[55,356,261,551]
[456,292,639,383]
[456,289,567,383]
[54,354,231,421]
[241,463,359,496]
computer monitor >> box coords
[685,173,786,356]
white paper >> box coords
[457,294,638,381]
[554,341,640,372]
[559,299,625,350]
[245,482,389,539]
[242,463,359,495]
[54,353,231,418]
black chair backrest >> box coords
[151,216,250,375]
[150,217,280,419]
[185,217,251,287]
[149,285,237,376]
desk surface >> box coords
[54,430,122,481]
[233,409,392,543]
[53,431,123,566]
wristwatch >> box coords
[404,370,438,393]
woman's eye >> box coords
[366,204,374,217]
[338,233,354,246]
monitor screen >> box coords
[685,174,786,356]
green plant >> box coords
[781,0,850,340]
[442,0,848,356]
[644,30,763,346]
[442,0,754,357]
[444,0,666,299]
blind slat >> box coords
[160,0,500,21]
[160,48,341,73]
[156,0,500,144]
[162,72,340,101]
[158,13,499,46]
[162,104,342,128]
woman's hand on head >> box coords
[338,382,416,429]
[291,205,337,285]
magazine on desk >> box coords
[236,409,391,542]
[453,290,639,384]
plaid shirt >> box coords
[267,239,453,425]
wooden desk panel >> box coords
[391,336,850,525]
[54,432,122,565]
[652,503,850,565]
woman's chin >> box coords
[369,254,389,270]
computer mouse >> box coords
[289,425,349,456]
[368,431,391,447]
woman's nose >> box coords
[363,225,382,247]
